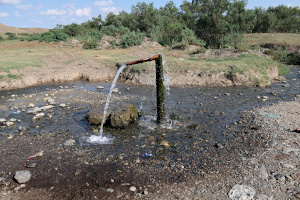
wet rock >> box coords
[14,170,31,184]
[86,105,116,125]
[112,88,119,93]
[26,160,37,168]
[33,113,45,120]
[40,105,54,111]
[110,103,138,128]
[97,86,104,90]
[10,118,17,122]
[0,118,6,122]
[170,112,180,120]
[64,139,76,146]
[28,103,34,108]
[27,107,42,114]
[148,136,156,141]
[160,140,170,147]
[60,103,66,108]
[6,122,14,127]
[187,124,199,130]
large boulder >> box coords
[86,105,116,125]
[109,103,138,128]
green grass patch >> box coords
[277,64,290,75]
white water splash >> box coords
[86,64,127,144]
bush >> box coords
[102,25,130,37]
[24,33,41,41]
[8,33,18,40]
[120,31,145,48]
[0,36,3,41]
[83,40,98,49]
[179,28,206,47]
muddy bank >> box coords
[122,66,280,87]
[0,49,282,91]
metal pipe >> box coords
[124,53,165,124]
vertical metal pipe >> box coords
[155,54,165,124]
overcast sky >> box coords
[0,0,299,29]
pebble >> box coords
[130,186,137,192]
[0,118,6,122]
[14,170,31,184]
[40,105,54,111]
[224,93,230,96]
[160,140,170,147]
[255,194,269,199]
[194,189,201,195]
[28,103,35,108]
[274,174,286,182]
[6,122,14,127]
[112,88,118,93]
[26,160,37,168]
[33,113,45,120]
[8,134,14,139]
[97,86,104,90]
[60,103,66,108]
[10,118,17,122]
[64,139,76,146]
[106,188,114,193]
[27,107,42,114]
[258,165,268,179]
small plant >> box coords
[83,40,98,49]
[0,36,3,41]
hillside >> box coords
[0,23,48,34]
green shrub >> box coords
[0,36,3,41]
[24,33,41,41]
[120,31,145,48]
[102,25,130,37]
[8,33,18,40]
[179,28,206,47]
[110,40,117,49]
[172,40,189,50]
[83,40,98,49]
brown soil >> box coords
[0,23,48,34]
[0,44,280,91]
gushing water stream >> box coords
[86,64,127,144]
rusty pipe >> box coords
[125,53,160,66]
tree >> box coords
[194,0,231,48]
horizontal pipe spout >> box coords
[125,53,161,66]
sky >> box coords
[0,0,299,29]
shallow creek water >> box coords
[0,67,299,166]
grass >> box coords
[243,33,300,47]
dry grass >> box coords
[0,39,283,85]
[244,33,300,47]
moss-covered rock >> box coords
[109,103,138,128]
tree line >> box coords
[23,0,300,49]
